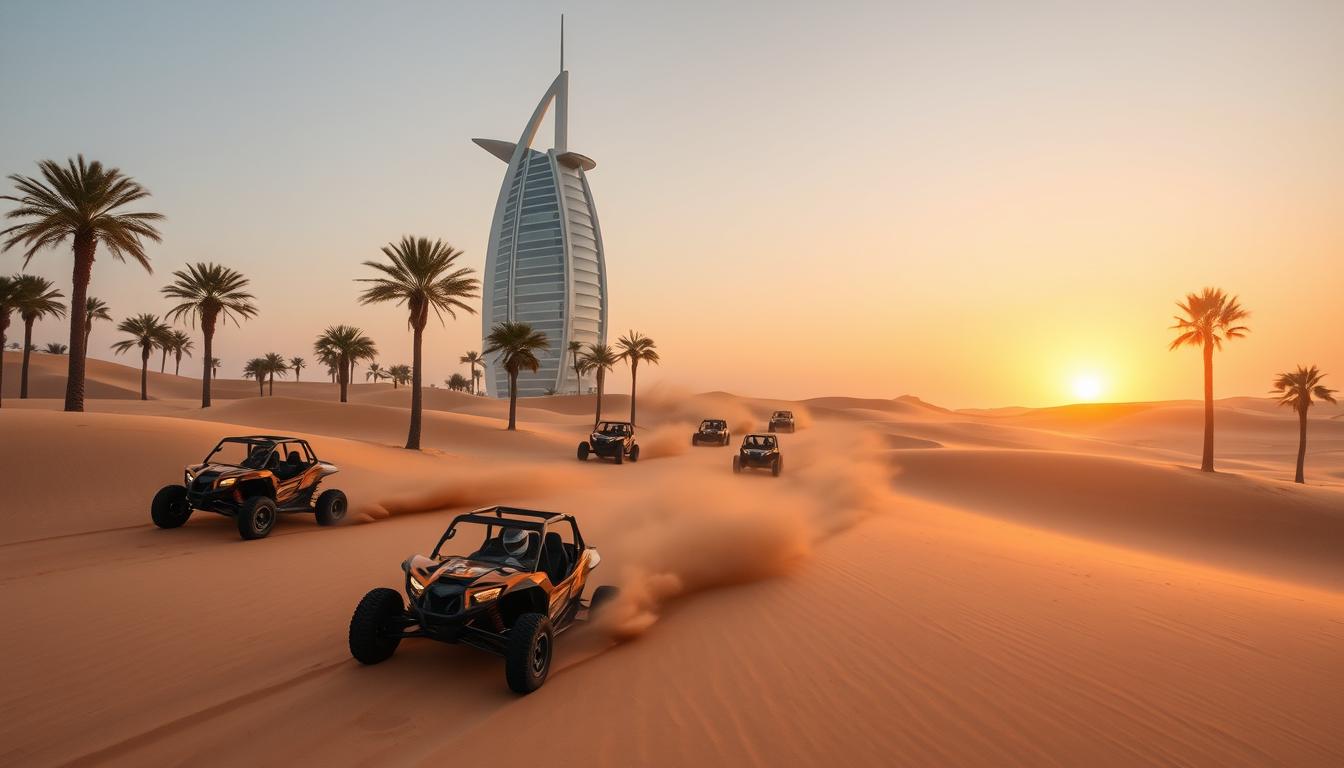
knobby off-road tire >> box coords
[613,448,623,465]
[732,456,742,474]
[691,435,698,446]
[577,442,590,461]
[151,485,192,529]
[590,585,620,618]
[629,444,641,463]
[505,613,554,694]
[315,489,347,526]
[772,457,783,477]
[237,496,277,540]
[349,588,404,664]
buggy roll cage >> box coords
[202,436,318,467]
[430,506,586,566]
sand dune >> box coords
[2,357,1343,765]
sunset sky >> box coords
[2,0,1341,408]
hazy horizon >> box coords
[3,0,1341,409]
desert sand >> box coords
[2,350,1343,766]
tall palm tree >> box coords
[290,356,306,382]
[110,313,170,401]
[460,350,484,395]
[0,275,16,407]
[616,331,660,426]
[484,321,549,431]
[261,352,289,395]
[12,275,66,399]
[366,362,386,383]
[168,329,194,375]
[242,357,267,397]
[567,340,584,394]
[314,325,377,403]
[43,342,68,354]
[83,296,112,363]
[1271,366,1337,484]
[1,156,163,412]
[1169,288,1250,472]
[579,342,621,430]
[357,236,479,450]
[162,263,257,408]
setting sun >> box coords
[1072,374,1104,402]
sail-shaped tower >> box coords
[474,65,607,398]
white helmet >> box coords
[503,528,530,557]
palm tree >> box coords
[567,340,584,394]
[43,342,68,354]
[168,329,194,375]
[83,297,112,363]
[447,373,470,391]
[110,313,170,401]
[1169,288,1250,472]
[388,364,412,389]
[1271,366,1337,484]
[579,343,620,429]
[484,321,549,431]
[314,325,377,403]
[259,352,289,395]
[0,275,16,407]
[366,362,386,383]
[242,357,267,397]
[12,275,66,399]
[210,357,221,378]
[1,156,163,412]
[357,236,479,450]
[290,356,306,382]
[461,350,484,395]
[162,263,257,408]
[616,331,660,426]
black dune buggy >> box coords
[768,410,796,433]
[577,420,640,463]
[733,433,783,477]
[691,419,731,446]
[151,435,347,540]
[348,506,617,694]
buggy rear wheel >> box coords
[151,485,191,529]
[505,613,553,694]
[237,496,277,540]
[576,442,590,461]
[349,588,405,664]
[315,489,347,526]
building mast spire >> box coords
[555,14,568,152]
[560,14,565,72]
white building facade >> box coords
[474,69,608,398]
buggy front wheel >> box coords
[237,496,277,540]
[628,444,640,462]
[772,457,782,477]
[576,442,590,461]
[505,613,554,694]
[151,485,192,529]
[349,588,404,664]
[732,456,742,474]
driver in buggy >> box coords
[601,423,630,436]
[470,527,537,570]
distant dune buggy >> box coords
[733,433,783,477]
[691,419,730,446]
[348,506,616,694]
[768,410,796,433]
[151,435,347,540]
[577,420,640,463]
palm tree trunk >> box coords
[268,372,274,396]
[407,326,424,449]
[339,356,349,403]
[160,347,167,373]
[572,350,582,395]
[64,235,95,412]
[257,376,264,397]
[1295,407,1308,484]
[20,318,34,399]
[594,369,604,429]
[83,327,92,363]
[1201,340,1214,472]
[201,313,216,409]
[507,370,519,430]
[0,316,9,407]
[629,360,639,426]
[174,354,181,376]
[139,346,149,401]
[295,368,300,382]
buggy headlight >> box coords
[185,470,195,483]
[218,477,236,488]
[470,586,503,604]
[409,575,426,595]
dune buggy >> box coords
[577,420,640,463]
[150,435,347,540]
[734,433,783,477]
[768,410,796,433]
[348,506,616,694]
[692,419,730,446]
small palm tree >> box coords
[290,356,306,382]
[461,350,484,395]
[579,343,620,430]
[357,236,479,450]
[1169,288,1250,472]
[389,364,412,389]
[12,275,66,399]
[242,357,267,397]
[262,352,289,395]
[0,275,17,406]
[210,357,221,378]
[447,373,470,391]
[83,297,112,363]
[168,329,194,375]
[1272,366,1337,484]
[484,321,549,431]
[567,340,584,394]
[43,342,68,354]
[110,313,170,400]
[1,156,164,412]
[162,263,257,408]
[366,362,386,383]
[314,325,377,403]
[616,331,660,426]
